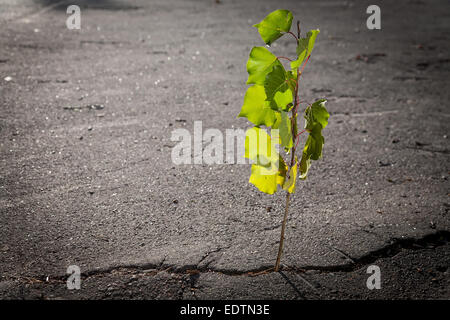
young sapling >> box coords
[238,9,330,271]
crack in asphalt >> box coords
[289,230,450,273]
[2,230,449,284]
[196,247,228,269]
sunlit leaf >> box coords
[286,70,297,93]
[291,29,320,70]
[253,9,293,45]
[240,12,329,192]
[279,111,293,149]
[299,150,310,180]
[264,64,290,101]
[299,99,329,179]
[304,99,329,132]
[246,47,281,85]
[299,129,323,180]
[283,157,298,193]
[249,156,287,194]
[271,89,293,112]
[244,127,280,166]
[238,85,278,127]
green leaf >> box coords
[272,111,282,128]
[290,29,320,70]
[291,59,301,70]
[299,99,329,179]
[246,47,281,85]
[265,64,293,112]
[238,85,278,127]
[244,127,280,166]
[305,125,324,160]
[304,99,329,132]
[278,111,293,149]
[283,157,298,193]
[272,89,293,112]
[286,70,297,93]
[249,156,287,194]
[253,9,293,45]
[299,149,310,180]
[299,134,318,180]
[264,64,290,101]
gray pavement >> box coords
[0,0,449,299]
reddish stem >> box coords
[294,130,306,150]
[295,129,306,139]
[292,56,311,115]
[277,56,293,62]
[286,31,298,41]
[300,55,311,76]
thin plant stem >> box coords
[277,56,293,62]
[274,192,291,272]
[275,46,301,272]
[286,31,298,41]
[300,55,311,77]
[275,23,313,272]
[294,129,306,150]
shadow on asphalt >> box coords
[278,271,306,300]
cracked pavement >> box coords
[0,0,449,299]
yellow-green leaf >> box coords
[238,85,278,127]
[272,89,293,112]
[249,156,287,194]
[283,158,298,193]
[244,127,280,166]
[299,151,310,180]
[253,9,293,45]
[291,29,320,70]
[278,111,293,149]
[304,99,329,132]
[246,47,281,85]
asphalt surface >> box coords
[0,0,449,299]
